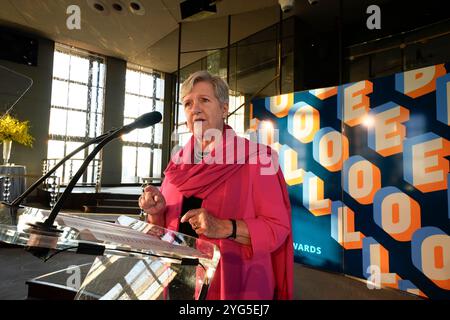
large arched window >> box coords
[121,64,164,183]
[47,43,105,185]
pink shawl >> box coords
[161,126,293,299]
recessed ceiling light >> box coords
[94,3,105,11]
[129,1,145,15]
[130,2,140,10]
[86,0,110,15]
[112,1,127,15]
[112,3,123,11]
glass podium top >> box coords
[0,204,220,300]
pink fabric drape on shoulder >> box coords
[158,126,293,300]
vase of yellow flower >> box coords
[0,114,34,165]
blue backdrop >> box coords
[252,62,450,299]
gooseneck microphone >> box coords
[8,132,111,208]
[24,111,162,252]
[3,131,116,226]
[4,112,163,224]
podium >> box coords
[0,205,220,300]
[0,66,218,300]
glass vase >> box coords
[3,140,12,165]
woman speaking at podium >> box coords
[139,71,293,300]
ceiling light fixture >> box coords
[130,2,140,11]
[278,0,295,13]
[112,3,123,11]
[128,1,145,15]
[112,1,127,15]
[87,0,111,15]
[180,0,217,21]
[94,3,105,11]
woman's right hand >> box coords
[138,185,166,216]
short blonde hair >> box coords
[180,70,229,105]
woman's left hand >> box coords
[181,208,231,239]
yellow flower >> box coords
[0,114,34,147]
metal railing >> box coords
[42,158,102,186]
[41,158,102,207]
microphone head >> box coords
[112,111,163,137]
[133,111,162,129]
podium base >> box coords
[27,279,77,300]
[26,263,93,300]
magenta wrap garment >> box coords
[157,126,293,300]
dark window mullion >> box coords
[127,91,152,99]
[53,76,88,86]
[123,143,161,149]
[51,105,91,113]
[49,135,86,143]
[94,61,101,138]
[61,75,71,182]
[82,58,94,184]
[134,147,139,179]
[149,72,158,178]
